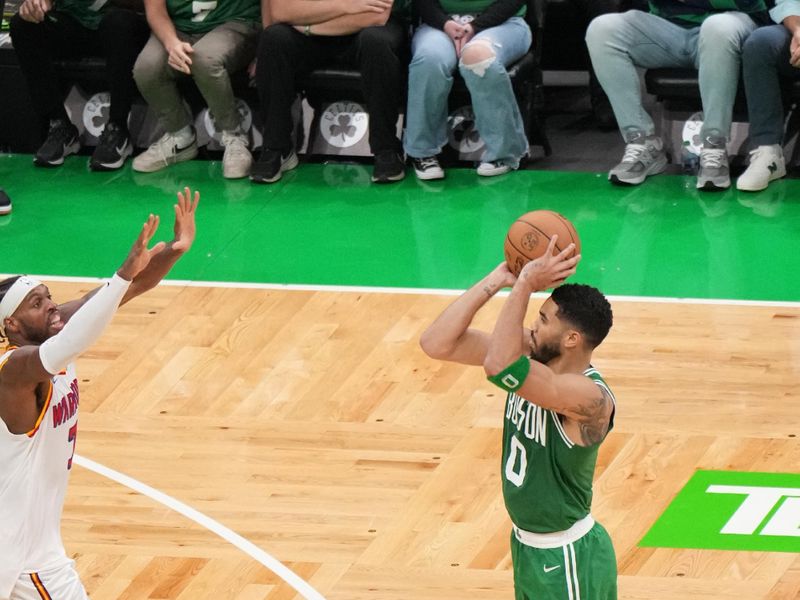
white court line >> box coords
[73,454,327,600]
[10,273,800,308]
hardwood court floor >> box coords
[40,280,799,600]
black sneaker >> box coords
[250,148,298,184]
[34,119,81,167]
[372,150,405,183]
[0,189,11,215]
[411,156,444,181]
[90,122,132,171]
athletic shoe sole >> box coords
[250,153,299,184]
[414,169,444,181]
[132,144,198,173]
[609,155,667,186]
[33,140,81,167]
[90,147,133,172]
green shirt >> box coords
[167,0,260,34]
[438,0,525,18]
[55,0,109,30]
[501,367,615,533]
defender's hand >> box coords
[172,187,199,253]
[117,215,166,281]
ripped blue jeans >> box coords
[403,17,532,166]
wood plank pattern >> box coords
[28,281,800,599]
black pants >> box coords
[572,0,627,97]
[256,18,407,155]
[9,9,150,129]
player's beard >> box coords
[16,319,53,345]
[530,339,561,364]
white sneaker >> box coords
[133,130,198,173]
[477,161,514,177]
[736,144,786,192]
[221,130,252,179]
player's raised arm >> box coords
[3,215,164,379]
[482,238,613,435]
[420,262,520,366]
[121,187,199,305]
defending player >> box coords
[420,238,617,599]
[0,188,199,600]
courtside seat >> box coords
[302,0,552,157]
[645,67,800,110]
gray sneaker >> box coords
[696,135,730,190]
[221,130,252,179]
[133,130,198,173]
[608,133,667,185]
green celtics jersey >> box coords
[167,0,260,34]
[501,367,615,533]
[55,0,109,30]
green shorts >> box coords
[510,522,617,600]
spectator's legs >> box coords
[97,8,150,129]
[133,32,194,133]
[132,33,200,173]
[574,0,626,128]
[737,24,795,191]
[9,11,98,126]
[586,10,693,141]
[256,23,315,153]
[742,24,793,147]
[403,24,458,159]
[694,12,757,141]
[190,20,259,132]
[459,16,531,168]
[354,16,407,155]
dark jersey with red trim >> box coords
[0,349,79,597]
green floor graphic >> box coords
[1,153,798,301]
[640,470,800,553]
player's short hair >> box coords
[551,283,612,349]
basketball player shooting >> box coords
[420,237,618,599]
[0,188,199,600]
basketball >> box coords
[504,210,581,276]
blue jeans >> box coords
[403,17,532,166]
[743,24,800,146]
[586,10,757,141]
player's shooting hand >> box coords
[172,187,199,253]
[117,215,167,281]
[488,261,518,290]
[518,236,580,292]
[167,40,194,75]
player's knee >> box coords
[459,41,496,78]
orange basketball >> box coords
[504,210,581,276]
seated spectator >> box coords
[405,0,531,180]
[251,0,411,184]
[586,0,769,190]
[737,0,799,192]
[574,0,641,130]
[10,0,150,170]
[132,0,261,178]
